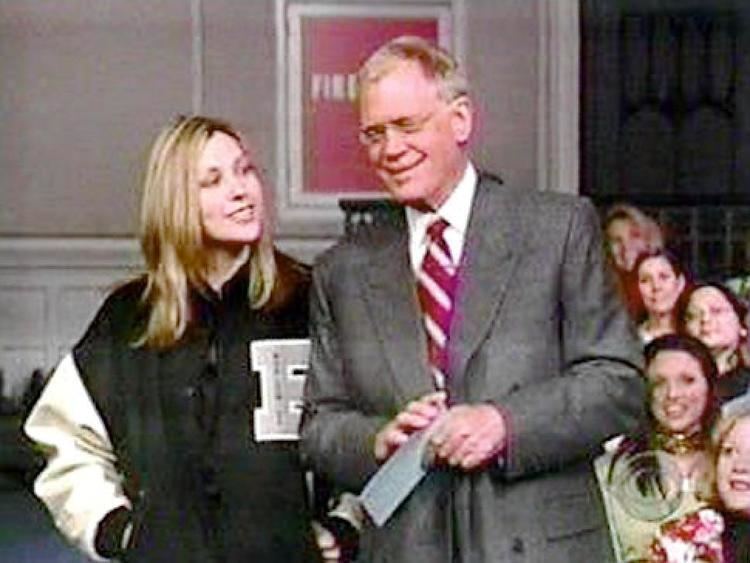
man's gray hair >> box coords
[357,35,469,103]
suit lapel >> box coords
[360,219,435,402]
[450,175,523,392]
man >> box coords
[301,36,644,562]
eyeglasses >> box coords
[358,107,442,147]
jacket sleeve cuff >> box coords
[485,401,512,474]
[94,506,133,559]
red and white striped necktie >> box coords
[416,218,458,390]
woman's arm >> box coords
[24,354,132,561]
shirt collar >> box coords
[407,162,477,239]
[406,162,477,268]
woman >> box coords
[679,283,750,404]
[713,396,750,562]
[634,250,687,344]
[595,334,719,562]
[604,204,664,274]
[603,204,664,319]
[24,116,320,562]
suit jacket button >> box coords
[511,537,524,554]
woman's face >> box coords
[647,349,709,435]
[684,287,744,356]
[606,217,648,271]
[717,417,750,516]
[637,256,685,317]
[197,131,264,247]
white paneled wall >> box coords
[0,238,141,399]
[0,236,332,401]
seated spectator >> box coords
[678,283,750,403]
[595,334,718,562]
[634,249,688,344]
[713,394,750,561]
[603,203,664,319]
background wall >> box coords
[0,0,547,239]
[0,0,571,396]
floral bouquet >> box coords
[648,508,725,563]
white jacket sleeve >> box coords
[24,353,131,561]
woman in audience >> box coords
[595,334,719,562]
[679,282,750,403]
[603,203,664,319]
[713,395,750,561]
[634,249,687,344]
[23,115,322,562]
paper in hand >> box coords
[358,425,436,527]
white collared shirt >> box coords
[406,162,477,273]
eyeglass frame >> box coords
[357,97,462,148]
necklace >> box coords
[652,429,706,455]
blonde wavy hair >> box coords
[136,115,277,348]
[357,35,469,104]
[603,204,664,260]
[713,395,750,451]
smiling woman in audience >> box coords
[595,334,719,562]
[603,204,664,319]
[713,396,750,562]
[22,115,321,562]
[634,249,687,344]
[604,204,664,274]
[679,283,750,404]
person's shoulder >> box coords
[84,276,148,339]
[517,186,592,213]
[73,276,147,360]
[97,276,147,319]
[260,249,311,315]
[314,209,406,268]
[478,171,592,213]
[276,249,311,295]
[274,249,311,284]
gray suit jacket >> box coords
[301,174,644,562]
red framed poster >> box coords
[276,1,455,232]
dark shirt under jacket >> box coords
[74,253,319,563]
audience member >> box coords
[603,203,664,319]
[604,204,664,273]
[713,395,750,561]
[634,249,687,344]
[23,115,321,562]
[678,283,750,403]
[595,334,719,562]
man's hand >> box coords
[373,391,447,462]
[428,404,507,470]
